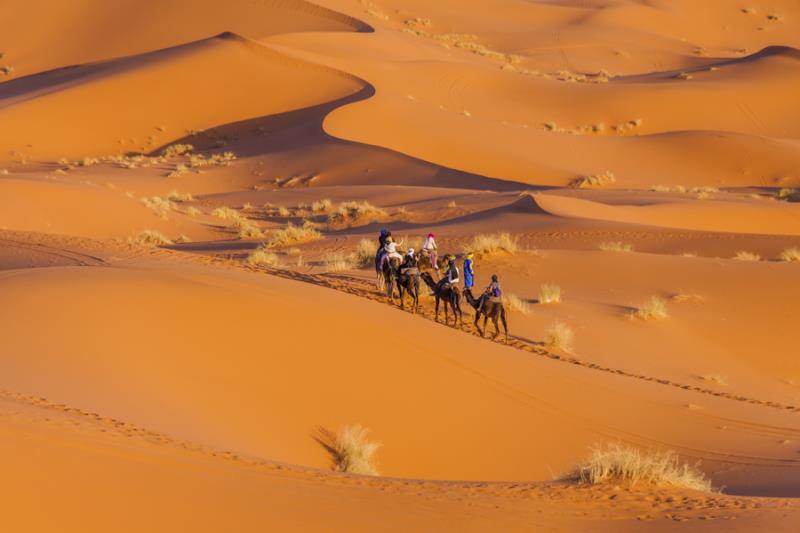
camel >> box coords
[395,258,420,313]
[420,272,463,326]
[416,249,448,279]
[381,255,402,301]
[464,288,508,343]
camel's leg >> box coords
[481,314,488,338]
[412,279,419,314]
[501,307,508,343]
[398,281,405,309]
[491,314,500,340]
[444,297,449,325]
[434,296,440,322]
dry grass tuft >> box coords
[184,206,201,217]
[311,198,332,213]
[330,424,381,476]
[634,296,668,320]
[247,249,280,267]
[167,190,194,202]
[265,223,321,248]
[539,284,562,304]
[469,233,518,257]
[324,252,355,272]
[327,201,388,229]
[779,247,800,262]
[503,293,530,315]
[161,143,193,157]
[544,322,574,354]
[571,171,616,188]
[734,251,761,261]
[238,223,265,240]
[129,230,173,247]
[354,238,376,268]
[211,206,243,221]
[569,443,712,492]
[599,241,634,253]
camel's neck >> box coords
[463,289,479,309]
[422,275,438,291]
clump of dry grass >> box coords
[571,171,616,189]
[569,443,712,492]
[324,252,355,272]
[330,424,381,476]
[140,196,176,218]
[166,163,189,178]
[327,201,388,229]
[544,322,574,353]
[247,249,280,267]
[779,247,800,262]
[167,190,194,202]
[238,223,264,240]
[175,234,191,243]
[503,293,530,315]
[211,206,243,221]
[354,238,376,268]
[184,206,201,217]
[599,241,634,253]
[161,143,193,157]
[265,223,321,248]
[469,232,518,257]
[1,65,14,76]
[734,251,761,261]
[310,198,332,212]
[634,296,668,320]
[129,230,173,247]
[539,284,562,304]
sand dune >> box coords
[3,0,800,530]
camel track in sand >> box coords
[150,246,800,415]
[2,229,797,414]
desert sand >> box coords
[2,0,800,531]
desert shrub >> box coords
[140,196,176,218]
[184,206,201,217]
[568,443,712,492]
[129,230,173,247]
[544,322,574,353]
[174,234,191,243]
[734,251,761,261]
[779,247,800,262]
[503,293,530,315]
[238,223,264,240]
[167,190,194,202]
[211,206,243,221]
[325,252,354,272]
[469,233,518,256]
[331,425,381,476]
[265,223,321,248]
[571,171,616,188]
[311,199,332,212]
[599,241,633,252]
[634,296,668,320]
[354,238,376,268]
[247,249,280,267]
[161,143,193,157]
[327,201,388,229]
[539,284,561,304]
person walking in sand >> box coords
[421,232,438,270]
[463,252,474,291]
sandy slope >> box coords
[2,0,800,530]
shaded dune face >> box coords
[2,0,800,531]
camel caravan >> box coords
[374,229,508,342]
